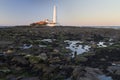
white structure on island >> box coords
[31,5,59,27]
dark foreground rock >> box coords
[72,67,111,80]
[0,26,120,80]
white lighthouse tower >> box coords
[46,5,57,27]
[53,5,57,24]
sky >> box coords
[0,0,120,26]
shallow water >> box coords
[97,42,107,47]
[65,40,91,57]
[21,44,33,49]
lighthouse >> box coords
[53,5,57,24]
[46,5,57,26]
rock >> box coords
[115,70,120,75]
[14,67,23,72]
[0,67,11,73]
[85,67,103,75]
[6,75,17,80]
[20,77,40,80]
[53,49,59,53]
[72,67,103,80]
[0,62,7,67]
[11,56,28,65]
[38,53,48,60]
[49,57,61,64]
[27,55,42,64]
[97,75,112,80]
[59,66,73,78]
[4,49,14,54]
[72,66,84,78]
[75,56,88,63]
[100,58,106,61]
[107,66,120,75]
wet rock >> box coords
[42,66,57,79]
[75,56,88,63]
[20,77,40,80]
[11,56,28,65]
[100,58,106,61]
[59,66,73,78]
[32,64,46,72]
[115,70,120,75]
[85,67,103,75]
[97,75,112,80]
[12,66,23,72]
[49,57,61,64]
[72,67,103,80]
[6,75,17,80]
[107,66,120,75]
[38,53,48,60]
[0,67,11,73]
[0,62,7,67]
[53,49,59,53]
[26,55,44,64]
[72,66,85,79]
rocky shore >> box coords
[0,26,120,80]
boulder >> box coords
[72,67,103,80]
[107,66,120,75]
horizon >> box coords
[1,0,120,26]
